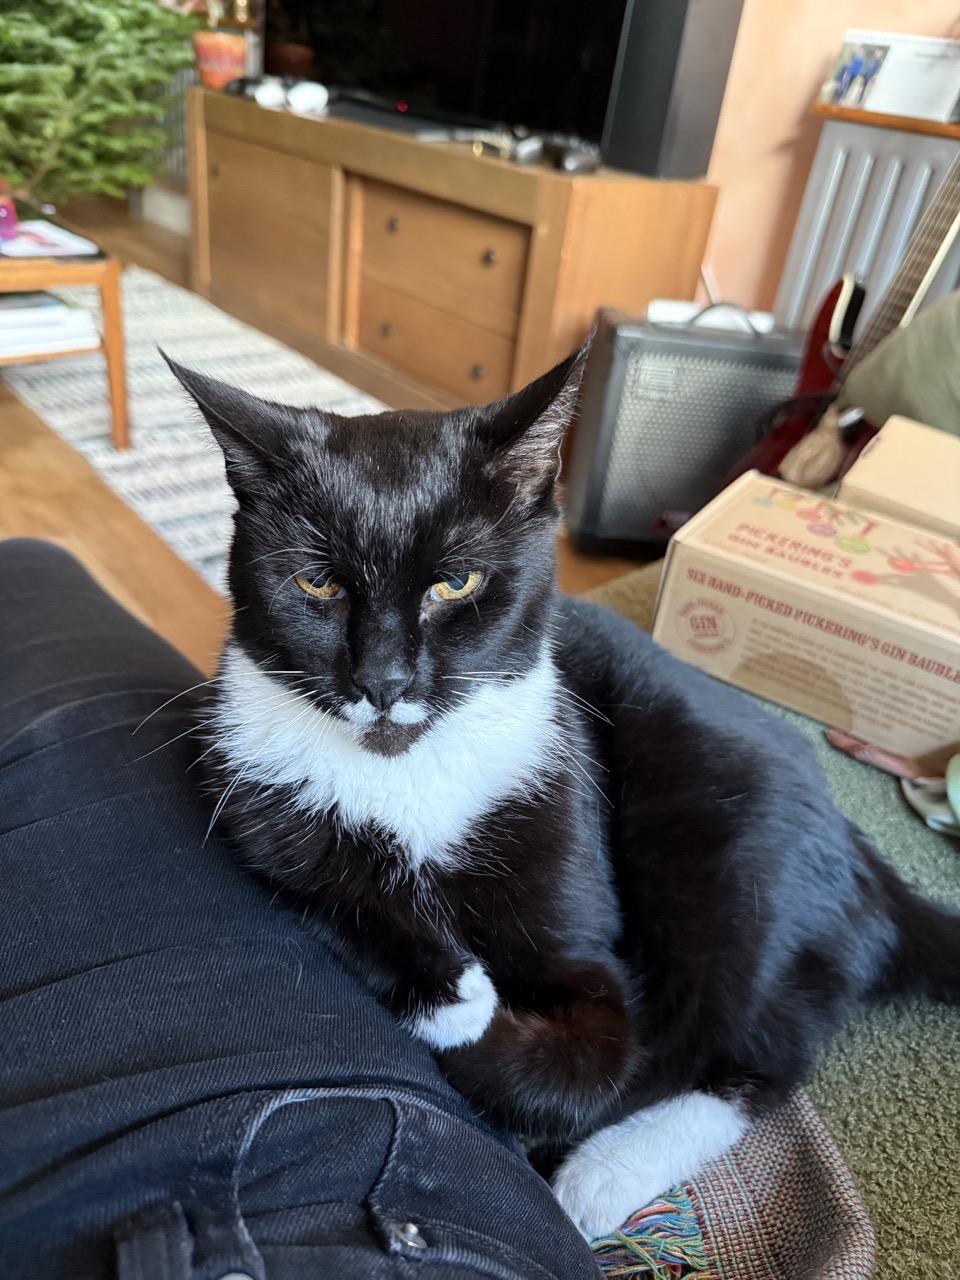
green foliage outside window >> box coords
[0,0,197,206]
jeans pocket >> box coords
[117,1087,596,1280]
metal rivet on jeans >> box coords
[216,1274,256,1280]
[387,1220,427,1249]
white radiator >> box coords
[774,117,960,332]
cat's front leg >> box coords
[438,960,643,1140]
[403,957,499,1050]
[318,903,500,1051]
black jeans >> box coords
[0,539,599,1280]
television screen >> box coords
[264,0,630,142]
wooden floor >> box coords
[0,383,229,673]
[0,196,642,674]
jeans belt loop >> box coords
[115,1202,193,1280]
[115,1196,266,1280]
[190,1190,266,1280]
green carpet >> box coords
[586,562,960,1280]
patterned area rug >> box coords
[3,265,383,593]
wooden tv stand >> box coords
[188,89,716,409]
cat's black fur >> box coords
[167,349,960,1160]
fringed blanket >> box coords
[591,1092,874,1280]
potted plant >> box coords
[188,1,249,91]
[264,0,314,79]
[0,1,197,208]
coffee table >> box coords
[0,244,130,450]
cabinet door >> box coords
[206,131,335,339]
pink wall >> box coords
[704,0,960,310]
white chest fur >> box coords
[213,643,562,868]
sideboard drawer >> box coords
[361,180,528,334]
[358,277,514,403]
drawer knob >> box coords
[471,363,486,380]
[387,216,401,233]
[210,162,221,177]
[381,321,395,337]
[482,248,499,266]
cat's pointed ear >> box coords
[161,350,290,490]
[475,341,588,503]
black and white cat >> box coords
[167,350,960,1240]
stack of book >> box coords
[0,291,100,360]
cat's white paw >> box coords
[406,961,498,1049]
[552,1145,662,1241]
[552,1093,748,1240]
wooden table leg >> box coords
[99,259,130,449]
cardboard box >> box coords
[838,416,960,540]
[652,472,960,774]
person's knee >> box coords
[0,536,200,737]
[0,536,89,580]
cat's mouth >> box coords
[340,696,432,757]
[359,718,430,757]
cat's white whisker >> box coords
[131,719,205,762]
[267,568,308,615]
[206,680,338,837]
[295,514,330,541]
[552,687,614,725]
[133,677,220,733]
[444,502,516,556]
[444,671,613,727]
[249,546,322,566]
[206,756,258,840]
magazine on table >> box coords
[0,219,100,258]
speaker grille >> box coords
[597,351,799,537]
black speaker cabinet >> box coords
[565,309,804,557]
[605,0,746,178]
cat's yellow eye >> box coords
[431,571,483,602]
[294,572,345,600]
